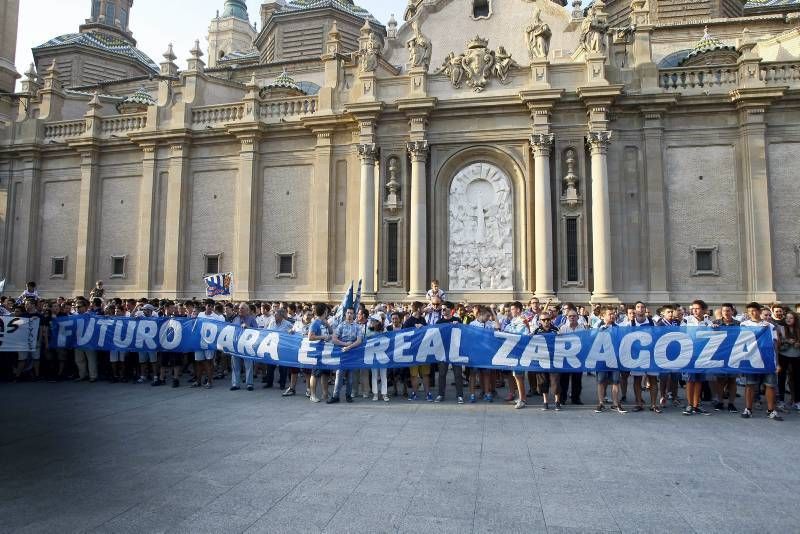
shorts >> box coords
[138,351,157,364]
[17,351,39,361]
[410,365,431,378]
[194,350,216,361]
[744,373,778,388]
[312,368,331,378]
[109,351,126,363]
[159,352,182,367]
[686,373,705,383]
[597,371,621,385]
[630,371,646,377]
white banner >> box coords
[0,316,40,352]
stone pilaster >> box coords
[136,142,157,295]
[72,145,100,296]
[231,131,263,300]
[310,128,334,299]
[530,133,555,299]
[163,141,190,297]
[641,107,671,302]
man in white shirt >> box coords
[683,299,713,416]
[740,302,782,420]
[558,309,586,406]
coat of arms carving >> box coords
[434,36,517,92]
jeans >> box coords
[75,349,98,380]
[333,369,354,398]
[231,356,253,387]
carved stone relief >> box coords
[448,163,513,290]
[434,36,517,92]
[406,22,432,70]
[525,8,552,59]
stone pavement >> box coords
[0,376,798,534]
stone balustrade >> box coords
[100,114,147,135]
[43,119,87,140]
[659,66,739,92]
[761,61,800,85]
[260,96,317,122]
[191,103,245,126]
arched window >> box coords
[105,2,116,23]
[472,0,491,19]
[91,0,100,19]
[120,7,128,28]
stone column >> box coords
[73,147,100,296]
[233,134,260,300]
[407,140,428,298]
[163,142,189,297]
[530,133,555,299]
[358,143,378,295]
[136,142,157,294]
[5,151,41,291]
[310,129,334,299]
[587,131,614,302]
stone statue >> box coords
[493,46,518,83]
[580,5,609,54]
[525,9,552,59]
[406,22,432,69]
[359,30,380,73]
[448,163,513,290]
[434,52,465,88]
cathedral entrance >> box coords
[448,162,514,290]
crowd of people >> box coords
[2,279,799,421]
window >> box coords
[204,253,221,276]
[51,257,66,279]
[91,0,100,19]
[111,255,126,279]
[386,222,399,283]
[566,218,579,282]
[472,0,491,19]
[691,246,720,276]
[105,3,116,23]
[276,253,296,278]
[120,8,128,28]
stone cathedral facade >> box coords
[1,0,800,305]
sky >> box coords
[13,0,399,87]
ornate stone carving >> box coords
[526,9,552,59]
[529,133,554,156]
[406,22,432,70]
[562,148,581,208]
[580,3,609,55]
[448,163,513,290]
[407,140,428,162]
[358,28,381,73]
[385,157,401,212]
[587,131,612,153]
[434,36,517,92]
[358,143,378,164]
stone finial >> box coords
[24,62,37,80]
[571,0,583,20]
[160,43,179,76]
[187,39,206,72]
[21,63,41,93]
[562,148,581,209]
[387,13,398,39]
[326,21,342,55]
[87,91,103,112]
[42,60,62,91]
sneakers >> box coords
[713,401,724,411]
[373,394,379,401]
[426,392,434,402]
[383,395,391,402]
[632,405,644,412]
[650,406,662,414]
[683,405,694,416]
[554,402,561,411]
[514,400,526,410]
[741,408,752,418]
[484,393,493,403]
[326,396,340,404]
[310,395,321,403]
[469,394,477,404]
[457,396,464,405]
[151,379,163,386]
[541,403,550,411]
[694,406,711,416]
[727,403,738,413]
[171,379,179,388]
[282,387,296,397]
[434,395,444,403]
[793,403,800,412]
[136,376,146,384]
[768,410,784,421]
[408,391,417,401]
[612,405,627,414]
[230,385,240,391]
[595,404,605,413]
[345,395,353,403]
[246,385,254,391]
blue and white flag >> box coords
[333,281,354,323]
[352,279,363,314]
[0,279,5,294]
[204,272,233,298]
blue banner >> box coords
[50,315,776,374]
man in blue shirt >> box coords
[328,308,362,404]
[230,303,258,391]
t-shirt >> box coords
[436,316,461,325]
[309,318,330,338]
[558,323,586,334]
[685,315,712,326]
[426,288,446,301]
[533,325,559,335]
[198,311,225,322]
[470,319,497,330]
[335,321,362,344]
[503,316,529,335]
[265,317,293,334]
[741,319,778,342]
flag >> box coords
[352,279,363,314]
[0,279,5,294]
[333,280,354,323]
[204,272,233,298]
